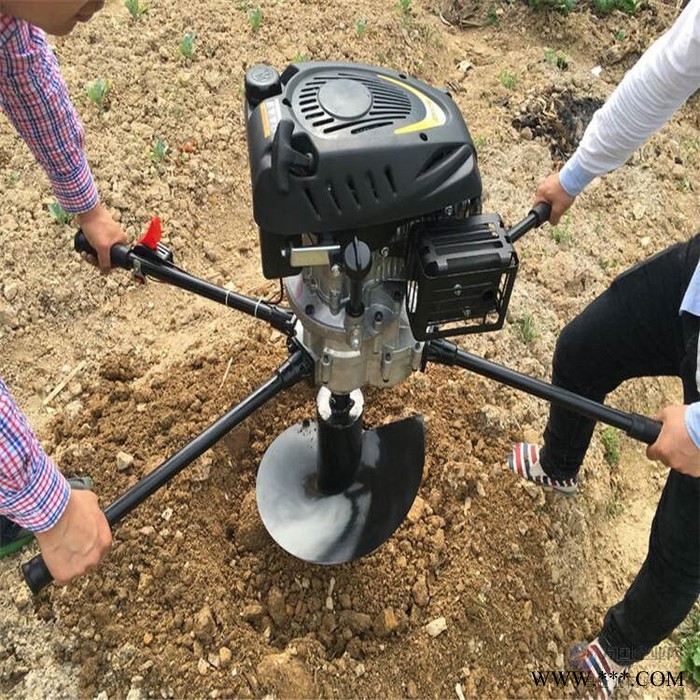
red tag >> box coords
[138,216,162,250]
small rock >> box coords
[520,127,533,141]
[197,658,209,675]
[3,282,18,302]
[268,587,287,626]
[412,576,430,607]
[242,603,265,622]
[373,608,399,637]
[193,605,215,643]
[161,507,173,521]
[116,451,134,472]
[406,680,419,698]
[476,481,486,498]
[425,616,447,637]
[257,649,314,698]
[219,647,232,669]
[407,496,426,523]
[523,600,533,620]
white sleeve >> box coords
[559,0,700,195]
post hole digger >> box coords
[22,61,662,594]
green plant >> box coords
[473,135,489,149]
[600,426,621,467]
[247,6,263,31]
[485,4,500,25]
[544,48,568,70]
[7,171,20,187]
[676,176,692,192]
[48,201,72,225]
[679,607,700,688]
[594,0,639,13]
[178,32,196,59]
[397,0,412,14]
[355,17,368,37]
[551,214,572,244]
[516,314,539,344]
[84,78,111,109]
[528,0,574,14]
[614,29,626,41]
[605,491,624,517]
[124,0,148,20]
[151,137,169,163]
[499,70,517,90]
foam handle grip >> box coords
[530,201,552,226]
[74,230,131,269]
[22,556,52,595]
[628,414,662,445]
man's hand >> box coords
[534,172,576,225]
[35,490,112,585]
[646,404,700,478]
[76,203,128,274]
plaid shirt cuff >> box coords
[0,380,71,533]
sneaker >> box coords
[507,442,577,495]
[570,638,625,699]
[0,476,94,559]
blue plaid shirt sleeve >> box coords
[0,15,98,213]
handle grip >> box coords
[507,202,553,243]
[21,556,53,595]
[74,230,132,269]
[628,413,662,445]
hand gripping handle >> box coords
[74,230,131,269]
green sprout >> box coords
[124,0,148,21]
[614,29,626,41]
[151,137,169,163]
[499,69,517,90]
[516,314,539,344]
[178,32,196,59]
[84,78,111,109]
[355,17,368,37]
[397,0,412,13]
[485,4,500,25]
[679,607,700,688]
[677,176,693,193]
[48,201,72,225]
[528,0,574,14]
[600,426,621,467]
[544,48,568,70]
[247,6,263,31]
[7,171,20,187]
[550,215,573,244]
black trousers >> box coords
[540,236,700,664]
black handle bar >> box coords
[507,201,552,243]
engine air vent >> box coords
[295,71,413,135]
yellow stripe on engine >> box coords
[260,101,271,139]
[378,74,447,135]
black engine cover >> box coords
[245,62,482,239]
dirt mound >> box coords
[0,0,696,697]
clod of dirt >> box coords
[256,648,315,699]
